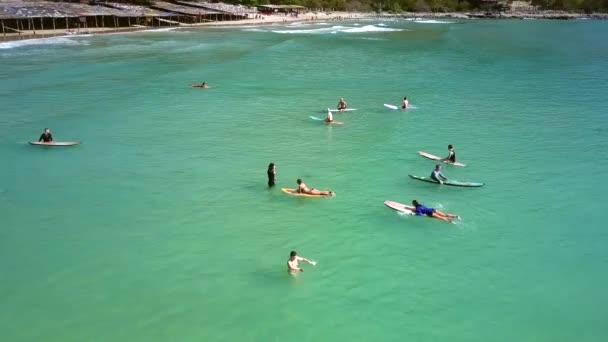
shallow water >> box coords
[1,19,607,341]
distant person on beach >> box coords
[430,165,448,184]
[337,98,348,112]
[287,251,316,273]
[443,145,456,163]
[297,178,334,196]
[401,96,409,109]
[325,108,333,123]
[267,163,276,188]
[38,128,53,143]
[411,200,457,222]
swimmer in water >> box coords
[287,250,315,273]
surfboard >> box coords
[309,116,344,125]
[384,104,399,110]
[191,85,209,88]
[384,200,459,220]
[281,188,335,197]
[408,175,484,187]
[327,108,357,112]
[29,141,80,146]
[418,151,466,167]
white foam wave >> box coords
[0,36,81,50]
[408,19,453,24]
[342,25,403,33]
[242,28,266,32]
[272,25,402,34]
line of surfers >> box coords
[266,144,459,222]
[322,97,409,123]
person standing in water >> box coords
[38,128,53,143]
[430,165,448,184]
[287,251,316,273]
[325,108,333,123]
[401,96,409,109]
[337,98,348,112]
[267,163,276,188]
[443,144,456,163]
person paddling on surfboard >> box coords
[325,108,333,123]
[297,178,334,196]
[430,165,448,184]
[337,98,348,112]
[401,96,409,109]
[442,145,456,163]
[412,200,458,222]
[287,250,316,274]
[38,128,53,143]
[193,82,209,88]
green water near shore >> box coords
[1,20,607,341]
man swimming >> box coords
[412,200,458,222]
[297,178,334,196]
[337,98,348,112]
[325,108,333,123]
[38,128,53,143]
[443,144,456,163]
[287,250,316,273]
[401,96,409,109]
[430,165,447,184]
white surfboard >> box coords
[384,104,399,110]
[327,108,357,112]
[418,151,466,167]
[29,141,80,146]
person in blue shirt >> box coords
[412,200,458,222]
[430,164,448,184]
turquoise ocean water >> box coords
[1,19,607,341]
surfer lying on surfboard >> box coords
[337,98,348,112]
[297,178,334,196]
[192,82,209,88]
[412,200,458,222]
[431,165,448,184]
[39,128,53,142]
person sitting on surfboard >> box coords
[443,145,456,163]
[267,163,276,188]
[325,108,333,123]
[430,165,448,184]
[337,98,348,112]
[412,200,458,222]
[297,178,333,196]
[401,96,409,109]
[287,251,316,274]
[38,128,53,143]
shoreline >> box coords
[1,10,606,44]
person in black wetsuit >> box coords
[267,163,276,187]
[444,144,456,163]
[38,128,53,142]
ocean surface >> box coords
[1,19,607,341]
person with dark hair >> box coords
[401,96,409,109]
[411,200,458,222]
[297,178,333,196]
[38,128,53,142]
[430,165,448,184]
[443,144,456,163]
[287,250,316,273]
[267,163,276,187]
[337,98,348,112]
